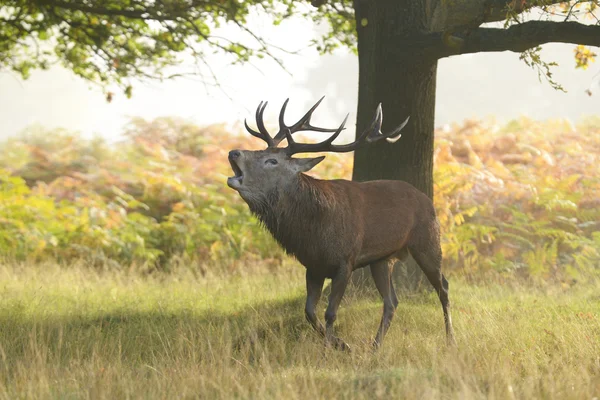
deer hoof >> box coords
[447,335,457,347]
[337,341,351,352]
[326,337,351,352]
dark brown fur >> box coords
[240,170,456,350]
[228,98,455,350]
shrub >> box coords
[1,116,599,282]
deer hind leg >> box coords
[324,266,352,351]
[408,236,456,345]
[370,258,398,349]
[305,270,326,337]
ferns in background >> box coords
[435,117,600,283]
[1,116,599,282]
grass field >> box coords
[1,262,599,399]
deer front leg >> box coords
[324,266,352,351]
[305,270,326,336]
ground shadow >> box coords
[0,294,314,366]
[0,284,445,371]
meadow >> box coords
[0,262,599,399]
[1,115,600,398]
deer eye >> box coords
[265,159,278,165]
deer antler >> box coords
[284,104,410,155]
[244,96,340,148]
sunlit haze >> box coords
[1,14,599,142]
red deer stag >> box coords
[227,97,456,350]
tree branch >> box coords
[37,0,169,20]
[415,21,600,59]
[428,0,569,32]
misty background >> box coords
[1,15,599,142]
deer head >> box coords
[227,97,409,202]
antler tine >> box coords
[255,101,271,138]
[284,114,349,155]
[271,98,291,146]
[385,116,410,143]
[283,104,410,155]
[363,104,410,144]
[272,97,341,147]
[244,101,275,147]
[289,96,338,132]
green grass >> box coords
[1,263,599,399]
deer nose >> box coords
[229,150,241,159]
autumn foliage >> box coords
[1,116,599,283]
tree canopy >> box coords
[1,0,598,100]
[0,0,349,99]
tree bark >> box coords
[350,0,437,291]
[414,21,600,59]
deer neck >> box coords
[248,174,334,254]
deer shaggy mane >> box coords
[244,173,340,257]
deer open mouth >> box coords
[227,158,243,188]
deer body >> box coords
[247,175,432,276]
[228,98,455,350]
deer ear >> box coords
[293,156,325,172]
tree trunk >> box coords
[350,0,437,291]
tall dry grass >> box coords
[0,262,599,399]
